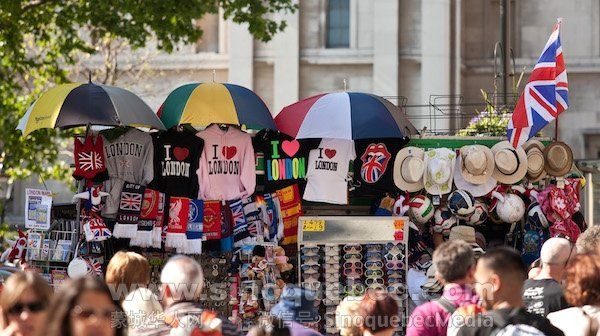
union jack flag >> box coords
[120,192,142,211]
[507,19,569,148]
[78,151,104,171]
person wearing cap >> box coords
[522,237,573,317]
[407,240,478,336]
[270,285,323,336]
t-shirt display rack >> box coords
[297,216,410,336]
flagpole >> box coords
[555,116,559,141]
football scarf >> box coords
[220,204,234,253]
[229,199,249,247]
[152,192,166,248]
[276,184,302,245]
[165,197,190,249]
[114,182,145,238]
[203,201,222,240]
[82,211,112,242]
[183,199,204,255]
[242,197,262,244]
[131,188,161,247]
[263,193,280,242]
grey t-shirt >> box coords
[102,128,154,217]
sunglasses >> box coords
[366,244,383,252]
[344,284,365,296]
[325,272,340,281]
[301,255,320,263]
[7,301,46,315]
[303,273,320,281]
[388,283,407,295]
[72,305,115,321]
[343,268,363,278]
[343,245,362,253]
[324,298,341,306]
[301,246,320,254]
[387,276,405,284]
[386,260,404,270]
[385,242,403,251]
[365,278,385,286]
[325,263,341,271]
[365,251,382,260]
[365,269,383,278]
[324,255,340,263]
[301,264,320,272]
[384,251,403,261]
[365,260,383,269]
[343,253,362,261]
[324,245,340,252]
[343,261,363,269]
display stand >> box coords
[298,216,410,335]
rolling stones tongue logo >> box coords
[360,143,391,183]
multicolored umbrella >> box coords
[157,82,276,130]
[17,82,164,136]
[275,92,417,140]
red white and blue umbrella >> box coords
[275,92,417,140]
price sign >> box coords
[302,219,325,232]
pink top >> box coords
[196,125,256,201]
[407,284,479,336]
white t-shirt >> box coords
[303,138,356,205]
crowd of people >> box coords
[1,225,600,336]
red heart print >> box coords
[281,140,300,157]
[324,149,336,159]
[222,146,237,159]
[173,147,189,161]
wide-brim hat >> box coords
[271,285,319,322]
[454,157,497,197]
[394,147,425,192]
[544,141,573,177]
[459,145,494,185]
[424,148,456,196]
[448,225,477,245]
[491,141,527,184]
[524,139,547,182]
[421,264,442,293]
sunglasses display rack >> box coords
[297,216,410,335]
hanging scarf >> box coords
[203,201,222,240]
[152,192,166,249]
[114,183,145,238]
[165,197,190,249]
[182,199,204,255]
[131,188,161,247]
[276,184,302,245]
[82,211,112,242]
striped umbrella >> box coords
[17,82,165,136]
[157,82,276,130]
[275,92,417,140]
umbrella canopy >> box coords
[275,92,417,140]
[157,82,276,130]
[17,82,165,136]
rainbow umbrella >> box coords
[275,92,417,140]
[157,82,276,130]
[17,82,164,136]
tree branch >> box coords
[21,0,56,11]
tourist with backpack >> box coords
[407,240,479,336]
[456,248,564,336]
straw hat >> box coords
[459,145,495,185]
[421,264,442,293]
[543,142,573,177]
[523,140,547,182]
[449,225,477,245]
[393,147,425,192]
[454,157,497,197]
[491,141,527,184]
[423,148,456,196]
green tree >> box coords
[0,0,296,184]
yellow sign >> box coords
[302,219,325,232]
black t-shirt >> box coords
[351,138,408,195]
[522,278,569,317]
[149,128,204,198]
[252,129,317,193]
[457,307,565,336]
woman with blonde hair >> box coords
[336,296,363,336]
[0,271,52,336]
[105,251,151,302]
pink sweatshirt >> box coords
[196,125,256,201]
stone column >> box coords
[373,0,399,97]
[273,5,300,114]
[228,23,254,88]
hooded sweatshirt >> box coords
[102,128,154,218]
[196,125,256,201]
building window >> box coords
[326,0,350,48]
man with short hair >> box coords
[522,237,572,317]
[576,225,600,254]
[407,240,478,336]
[146,255,240,336]
[457,248,563,336]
